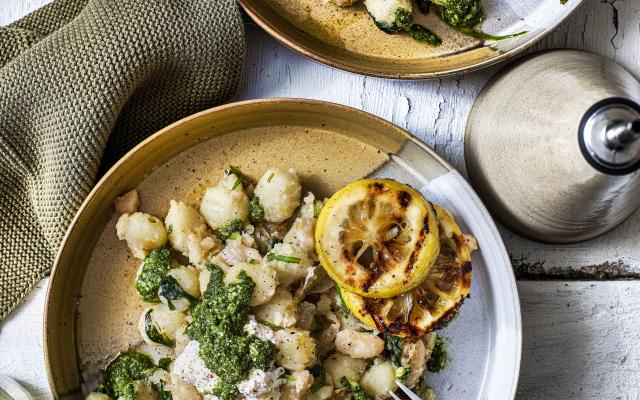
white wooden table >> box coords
[1,1,640,399]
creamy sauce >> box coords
[265,0,480,59]
[78,126,389,369]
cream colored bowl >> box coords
[239,0,584,79]
[44,99,521,399]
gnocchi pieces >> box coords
[101,167,461,400]
[200,171,250,231]
[165,200,220,265]
[254,168,301,223]
[275,329,317,370]
[116,212,167,259]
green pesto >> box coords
[249,196,265,224]
[431,0,527,41]
[373,7,413,33]
[409,24,442,46]
[157,358,172,371]
[186,265,277,400]
[215,218,245,240]
[341,377,372,400]
[144,309,174,347]
[385,335,403,367]
[432,0,484,29]
[135,247,172,302]
[427,336,449,373]
[395,366,412,380]
[266,253,300,264]
[99,351,154,400]
[159,275,196,310]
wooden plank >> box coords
[517,281,640,399]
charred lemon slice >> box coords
[315,179,440,298]
[340,204,473,337]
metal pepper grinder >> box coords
[465,50,640,244]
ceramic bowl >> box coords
[238,0,584,79]
[44,99,521,399]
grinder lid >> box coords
[580,97,640,175]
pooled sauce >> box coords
[77,126,389,374]
[265,0,481,59]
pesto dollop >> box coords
[249,196,265,224]
[215,219,245,240]
[341,377,372,400]
[186,264,277,400]
[98,351,154,400]
[427,336,448,373]
[135,247,172,301]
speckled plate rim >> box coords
[43,98,521,398]
[237,0,582,79]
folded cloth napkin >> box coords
[0,0,245,319]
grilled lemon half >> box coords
[315,179,440,298]
[339,204,473,336]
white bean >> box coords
[335,330,385,359]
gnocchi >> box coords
[199,173,250,230]
[254,288,296,327]
[254,168,301,223]
[265,242,314,286]
[274,329,317,370]
[323,353,368,387]
[360,359,397,399]
[138,304,186,347]
[165,200,220,264]
[334,330,385,359]
[116,212,167,259]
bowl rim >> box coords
[237,0,582,79]
[43,97,521,398]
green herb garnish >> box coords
[335,287,351,319]
[266,253,301,264]
[135,247,172,302]
[225,166,245,190]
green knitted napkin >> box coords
[0,0,245,319]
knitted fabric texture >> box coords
[0,0,245,319]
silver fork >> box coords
[389,380,422,400]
